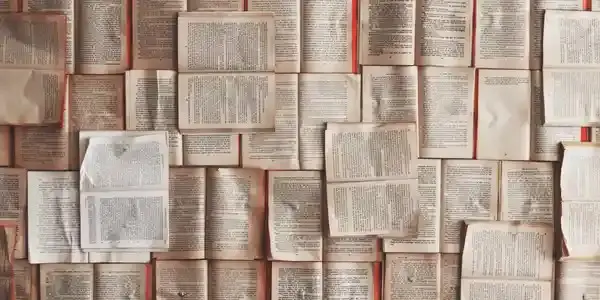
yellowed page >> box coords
[182,134,240,166]
[268,171,323,261]
[40,264,93,300]
[324,262,375,300]
[543,10,600,68]
[177,12,275,72]
[361,66,417,123]
[0,225,14,299]
[324,237,380,262]
[0,0,17,11]
[271,262,322,300]
[439,254,460,300]
[500,161,554,224]
[154,168,206,260]
[556,260,600,300]
[242,74,299,170]
[188,0,243,10]
[178,73,276,133]
[0,169,26,259]
[77,0,129,74]
[441,159,499,253]
[94,264,148,300]
[474,0,530,69]
[205,168,265,260]
[298,74,361,170]
[302,0,354,72]
[155,260,208,300]
[69,74,125,131]
[208,260,267,300]
[460,279,552,300]
[132,0,187,70]
[126,70,183,165]
[477,69,531,160]
[248,0,300,72]
[418,67,475,158]
[14,126,76,171]
[384,253,439,300]
[384,159,441,253]
[359,0,415,65]
[0,127,9,167]
[13,260,38,300]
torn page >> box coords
[69,74,125,131]
[188,0,244,11]
[182,134,240,166]
[40,264,93,300]
[155,260,208,300]
[178,11,275,72]
[477,69,531,160]
[242,74,299,170]
[27,171,88,263]
[178,73,276,133]
[361,66,417,123]
[0,169,26,259]
[543,69,600,126]
[418,67,475,158]
[79,132,169,251]
[126,70,183,165]
[268,171,323,261]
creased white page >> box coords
[477,69,531,160]
[28,171,88,264]
[79,133,170,251]
[361,66,418,123]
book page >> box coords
[182,134,240,166]
[178,73,276,133]
[0,225,15,300]
[126,70,183,165]
[248,0,300,72]
[416,0,473,67]
[500,161,554,224]
[23,0,75,74]
[69,74,125,131]
[543,69,600,126]
[477,69,531,160]
[543,10,600,68]
[474,0,530,69]
[361,66,417,123]
[384,159,441,253]
[271,262,322,300]
[40,264,93,300]
[0,0,17,11]
[324,262,375,300]
[94,264,148,300]
[208,260,267,300]
[0,127,9,166]
[557,260,600,300]
[132,0,187,70]
[384,253,439,300]
[178,12,275,72]
[440,254,460,300]
[77,0,129,74]
[0,169,26,259]
[188,0,243,10]
[154,168,205,260]
[324,237,380,262]
[155,260,208,300]
[327,179,419,237]
[13,260,37,300]
[441,159,499,253]
[460,279,552,300]
[27,171,88,264]
[205,168,265,260]
[0,14,66,125]
[88,252,150,263]
[14,125,76,171]
[359,0,415,66]
[595,0,600,10]
[298,74,361,170]
[418,67,475,159]
[268,171,323,261]
[530,71,580,161]
[303,0,355,73]
[79,133,170,251]
[242,74,299,170]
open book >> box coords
[0,14,67,125]
[24,0,130,74]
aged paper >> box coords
[544,10,600,68]
[248,0,300,72]
[543,69,600,126]
[323,262,376,299]
[208,260,267,300]
[178,12,275,72]
[0,127,9,167]
[205,168,265,260]
[299,74,361,170]
[182,134,240,166]
[69,74,125,131]
[13,260,37,300]
[178,73,276,133]
[323,237,380,262]
[594,0,600,10]
[242,74,299,170]
[477,69,531,160]
[0,14,66,125]
[27,171,88,263]
[94,264,148,299]
[0,169,26,260]
[272,262,322,299]
[0,225,15,300]
[0,0,17,12]
[302,0,354,73]
[79,132,170,251]
[361,66,417,123]
[188,0,244,10]
[14,126,76,171]
[154,168,206,260]
[126,70,183,165]
[77,0,129,74]
[132,0,187,69]
[557,260,600,300]
[155,260,208,300]
[40,264,93,300]
[418,67,475,159]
